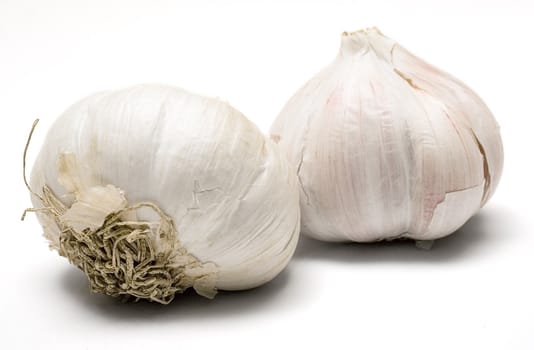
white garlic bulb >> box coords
[28,84,300,303]
[270,27,503,242]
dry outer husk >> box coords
[23,121,218,304]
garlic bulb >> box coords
[270,27,503,242]
[27,84,300,303]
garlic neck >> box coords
[339,27,396,62]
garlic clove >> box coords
[390,40,503,206]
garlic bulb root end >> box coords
[25,154,218,304]
[415,240,435,250]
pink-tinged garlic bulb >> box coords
[270,27,503,242]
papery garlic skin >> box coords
[30,84,300,292]
[270,28,503,242]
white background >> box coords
[1,0,533,349]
